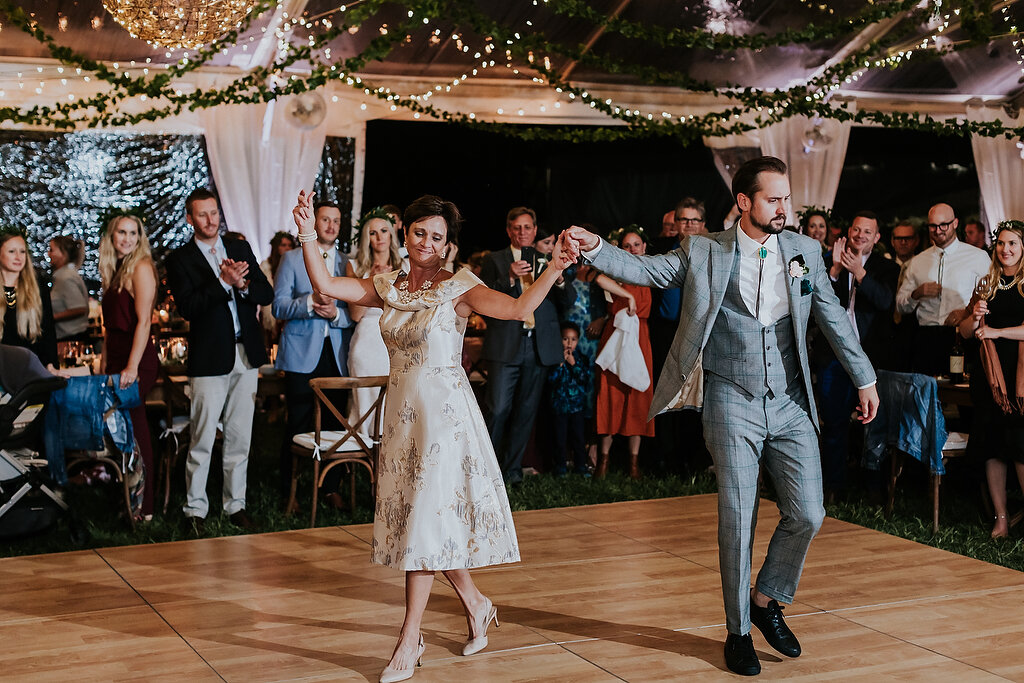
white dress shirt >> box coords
[735,228,789,326]
[196,236,242,337]
[895,240,990,326]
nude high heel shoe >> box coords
[379,633,424,683]
[462,597,499,656]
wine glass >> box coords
[975,275,990,298]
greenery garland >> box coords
[0,0,1021,141]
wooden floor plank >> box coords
[2,496,1020,681]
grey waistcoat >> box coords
[702,249,802,399]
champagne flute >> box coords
[975,275,989,298]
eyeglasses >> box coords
[892,236,917,242]
[926,220,955,231]
[675,217,704,225]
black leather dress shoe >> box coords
[750,599,801,657]
[184,516,205,537]
[229,510,256,531]
[725,633,761,676]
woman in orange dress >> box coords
[594,228,655,478]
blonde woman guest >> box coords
[346,209,404,430]
[959,221,1024,538]
[100,214,159,520]
[260,231,296,340]
[48,235,90,341]
[294,190,573,683]
[0,228,58,372]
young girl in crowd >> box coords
[547,321,592,475]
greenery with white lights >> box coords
[0,0,1022,140]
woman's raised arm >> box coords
[294,190,382,308]
[457,230,575,320]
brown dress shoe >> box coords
[229,510,256,531]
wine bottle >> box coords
[949,333,965,384]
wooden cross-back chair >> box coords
[287,376,388,527]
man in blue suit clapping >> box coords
[273,200,354,503]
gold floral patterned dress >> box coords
[371,268,520,570]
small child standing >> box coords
[548,321,593,475]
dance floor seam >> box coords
[3,494,1021,681]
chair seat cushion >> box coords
[292,430,377,453]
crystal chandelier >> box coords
[101,0,255,49]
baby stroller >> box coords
[0,346,84,542]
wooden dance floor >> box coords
[3,495,1024,681]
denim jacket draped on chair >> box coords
[43,374,140,483]
[862,370,948,475]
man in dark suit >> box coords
[165,188,273,534]
[272,201,353,505]
[816,210,899,498]
[479,207,576,484]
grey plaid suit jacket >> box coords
[589,226,876,429]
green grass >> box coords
[3,413,1023,575]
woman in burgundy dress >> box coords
[100,213,159,520]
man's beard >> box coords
[751,214,786,234]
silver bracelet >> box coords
[297,231,317,243]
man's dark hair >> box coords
[506,206,536,226]
[560,320,581,336]
[674,197,706,221]
[404,195,463,244]
[381,203,402,217]
[854,210,879,224]
[313,200,341,216]
[185,187,218,215]
[731,156,787,202]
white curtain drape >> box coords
[759,112,855,226]
[200,95,328,261]
[967,105,1024,227]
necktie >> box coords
[937,250,945,317]
[521,251,536,330]
[755,247,766,323]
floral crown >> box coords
[357,206,396,232]
[996,219,1024,236]
[796,205,837,227]
[607,224,649,244]
[98,207,147,236]
[0,224,28,241]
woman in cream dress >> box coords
[346,209,404,429]
[294,191,573,683]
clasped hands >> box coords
[219,258,249,290]
[829,237,866,282]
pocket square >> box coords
[800,279,813,296]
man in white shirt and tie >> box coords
[273,201,354,506]
[895,203,990,375]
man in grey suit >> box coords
[479,207,576,484]
[564,157,879,676]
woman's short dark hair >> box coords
[403,195,463,244]
[535,227,553,242]
[731,156,788,202]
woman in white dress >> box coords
[346,209,404,429]
[294,191,573,683]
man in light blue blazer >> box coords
[272,201,354,501]
[565,157,879,676]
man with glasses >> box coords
[896,203,989,375]
[890,221,920,268]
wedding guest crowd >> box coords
[11,181,1021,546]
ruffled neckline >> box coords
[374,268,484,311]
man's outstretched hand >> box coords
[563,226,600,257]
[856,384,880,423]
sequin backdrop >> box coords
[0,132,355,292]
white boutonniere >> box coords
[537,256,547,272]
[788,255,809,279]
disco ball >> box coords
[284,92,327,130]
[801,118,839,153]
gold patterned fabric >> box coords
[370,269,521,570]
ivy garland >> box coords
[0,0,1021,141]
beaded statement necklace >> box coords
[396,266,443,303]
[997,276,1016,291]
[3,287,15,308]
